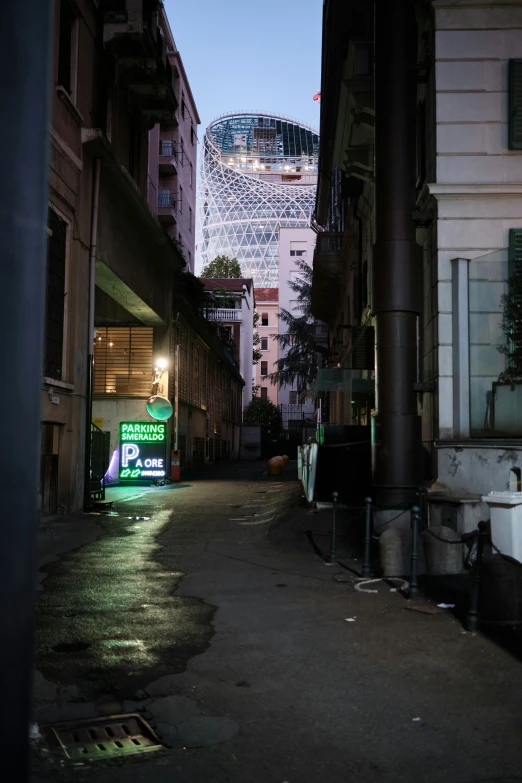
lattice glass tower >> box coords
[196,112,319,287]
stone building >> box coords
[200,278,255,409]
[313,0,522,528]
[42,0,228,511]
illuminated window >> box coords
[93,327,153,396]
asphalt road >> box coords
[33,463,522,783]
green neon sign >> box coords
[120,422,166,443]
[119,421,167,480]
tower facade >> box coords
[197,112,319,287]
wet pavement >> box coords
[32,462,522,783]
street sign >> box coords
[118,422,167,480]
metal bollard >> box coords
[466,521,487,632]
[409,506,420,601]
[362,497,372,578]
[330,491,339,563]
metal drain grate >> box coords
[46,713,163,761]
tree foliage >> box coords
[243,397,282,434]
[252,311,262,364]
[269,259,322,397]
[499,260,522,379]
[201,255,242,279]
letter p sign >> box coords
[122,443,140,467]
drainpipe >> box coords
[84,157,101,509]
[372,0,422,506]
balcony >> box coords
[159,140,177,174]
[205,308,242,323]
[311,232,346,323]
[314,323,329,344]
[158,191,177,224]
[103,1,177,129]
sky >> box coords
[163,0,323,137]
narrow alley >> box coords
[33,464,522,783]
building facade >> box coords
[147,5,200,273]
[42,0,231,511]
[254,288,279,406]
[196,112,319,287]
[201,278,255,409]
[313,0,522,529]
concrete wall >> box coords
[427,1,522,493]
[41,0,100,512]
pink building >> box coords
[255,288,279,405]
[148,7,200,273]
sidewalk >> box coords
[32,467,522,783]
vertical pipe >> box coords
[372,0,422,507]
[330,491,339,563]
[466,521,487,632]
[362,497,373,578]
[0,1,53,777]
[84,158,101,509]
[410,506,420,600]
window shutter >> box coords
[509,228,522,273]
[352,326,375,370]
[508,60,522,150]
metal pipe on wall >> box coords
[372,0,422,506]
[84,158,101,509]
[0,1,53,778]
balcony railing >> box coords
[159,140,177,158]
[205,308,242,322]
[158,191,177,209]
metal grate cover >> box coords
[46,713,163,761]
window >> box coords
[191,126,196,146]
[57,0,78,99]
[290,241,307,257]
[93,327,153,396]
[261,337,268,351]
[260,387,268,399]
[509,60,522,149]
[261,312,268,326]
[181,97,186,119]
[289,391,298,405]
[189,161,193,187]
[179,185,183,213]
[189,206,193,232]
[44,208,67,380]
[261,361,268,377]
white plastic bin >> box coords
[481,491,522,562]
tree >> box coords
[201,255,242,279]
[243,397,282,435]
[499,258,522,380]
[270,259,323,398]
[252,311,262,364]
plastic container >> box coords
[482,491,522,562]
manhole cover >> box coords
[46,714,163,761]
[52,642,90,653]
